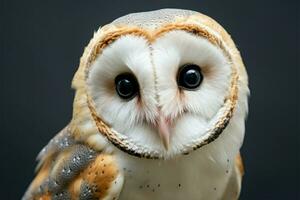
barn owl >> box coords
[23,8,249,200]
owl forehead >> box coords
[112,9,198,30]
[86,24,227,72]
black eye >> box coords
[177,64,203,90]
[115,73,139,100]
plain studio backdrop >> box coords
[1,0,299,199]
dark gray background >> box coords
[1,0,299,199]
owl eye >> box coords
[177,64,203,90]
[115,73,139,100]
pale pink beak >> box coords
[157,115,171,150]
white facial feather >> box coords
[87,30,245,159]
[152,30,231,120]
[88,35,157,129]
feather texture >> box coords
[23,9,248,200]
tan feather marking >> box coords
[28,158,52,197]
[235,153,244,176]
[68,154,119,199]
[154,24,219,46]
[34,193,51,200]
[68,177,83,199]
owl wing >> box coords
[22,125,124,200]
[221,153,244,200]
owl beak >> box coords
[157,115,171,150]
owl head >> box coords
[72,9,249,159]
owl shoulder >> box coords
[22,125,124,200]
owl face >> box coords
[78,9,247,159]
